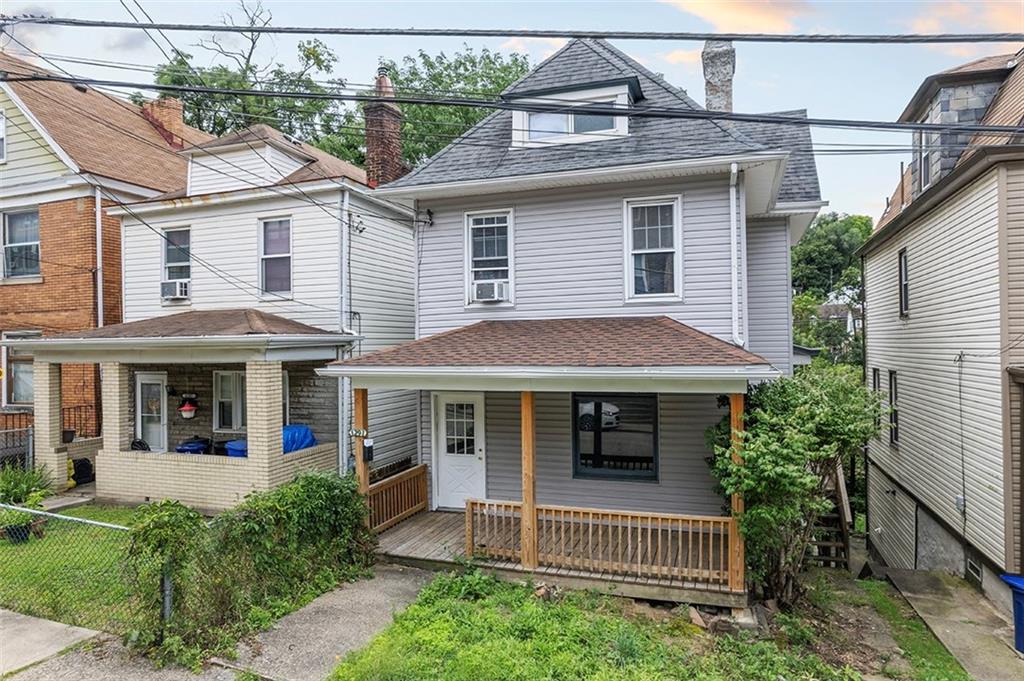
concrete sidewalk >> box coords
[0,609,98,676]
[226,563,431,681]
[887,569,1024,681]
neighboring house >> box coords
[862,49,1024,615]
[0,50,210,437]
[320,39,824,605]
[818,302,862,336]
[5,73,417,512]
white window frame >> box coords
[464,208,515,307]
[511,85,629,148]
[1,209,41,279]
[213,370,247,433]
[1,330,41,407]
[0,108,6,164]
[162,227,191,283]
[623,195,683,302]
[258,216,292,298]
[135,371,168,452]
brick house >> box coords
[0,51,210,435]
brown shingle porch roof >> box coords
[334,317,770,368]
[48,309,334,340]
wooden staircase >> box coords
[806,462,852,569]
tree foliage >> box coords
[792,212,872,299]
[707,364,882,606]
[317,47,530,167]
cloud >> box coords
[104,30,152,52]
[658,0,812,33]
[662,48,702,65]
[500,36,568,60]
[909,1,1024,57]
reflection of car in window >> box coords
[577,401,620,431]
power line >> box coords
[6,72,1024,137]
[2,16,1022,44]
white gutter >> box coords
[729,162,743,347]
[318,364,779,380]
[2,334,361,352]
[338,188,351,473]
[94,186,104,328]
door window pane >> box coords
[573,394,657,480]
[444,402,476,455]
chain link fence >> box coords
[0,503,158,635]
[0,427,33,469]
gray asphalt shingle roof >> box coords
[385,39,820,202]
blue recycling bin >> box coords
[1000,574,1024,654]
[225,440,248,458]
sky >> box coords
[3,0,1023,221]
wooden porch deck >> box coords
[377,511,747,607]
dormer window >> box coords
[511,84,630,148]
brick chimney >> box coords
[141,97,187,149]
[364,66,407,187]
[701,40,735,112]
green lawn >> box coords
[0,504,143,633]
[329,570,859,681]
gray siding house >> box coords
[321,38,824,605]
[863,49,1024,616]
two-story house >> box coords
[0,50,210,439]
[8,71,418,512]
[862,49,1024,615]
[320,39,825,606]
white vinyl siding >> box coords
[0,90,69,188]
[867,462,917,570]
[186,144,306,196]
[865,168,1005,567]
[746,218,793,374]
[1003,162,1024,572]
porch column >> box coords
[245,360,283,488]
[520,391,538,569]
[728,392,746,592]
[353,387,369,494]
[100,362,132,454]
[33,360,67,485]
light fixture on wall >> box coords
[177,394,199,420]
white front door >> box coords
[435,392,486,509]
[135,372,167,452]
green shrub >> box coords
[124,472,374,667]
[0,465,53,505]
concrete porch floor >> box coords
[886,568,1023,681]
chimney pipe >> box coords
[364,66,407,187]
[702,40,735,112]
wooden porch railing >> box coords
[367,464,428,533]
[466,499,742,592]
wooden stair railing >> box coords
[807,461,852,569]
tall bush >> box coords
[124,472,374,666]
[707,364,881,605]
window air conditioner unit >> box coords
[161,280,191,300]
[473,280,509,303]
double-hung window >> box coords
[2,210,40,278]
[260,217,291,296]
[164,228,190,283]
[572,393,658,481]
[214,371,247,432]
[888,370,899,445]
[626,197,681,299]
[898,248,909,317]
[466,211,512,302]
[872,367,881,429]
[2,330,41,406]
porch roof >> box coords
[3,309,359,364]
[319,317,777,393]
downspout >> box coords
[729,162,743,346]
[94,187,104,328]
[739,172,749,348]
[338,188,351,474]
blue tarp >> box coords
[225,440,248,457]
[283,424,317,454]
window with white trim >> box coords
[510,85,629,147]
[2,330,40,406]
[214,371,247,432]
[260,217,291,295]
[2,209,40,278]
[466,211,512,301]
[163,228,190,283]
[0,109,6,163]
[625,197,681,298]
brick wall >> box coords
[0,195,122,429]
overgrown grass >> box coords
[0,504,139,632]
[856,580,970,681]
[330,570,859,681]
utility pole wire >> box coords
[1,16,1022,43]
[4,73,1024,137]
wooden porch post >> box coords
[354,387,369,495]
[520,391,538,569]
[728,392,746,592]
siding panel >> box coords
[1003,162,1024,570]
[0,90,69,190]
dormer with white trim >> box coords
[184,125,315,196]
[507,77,639,148]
